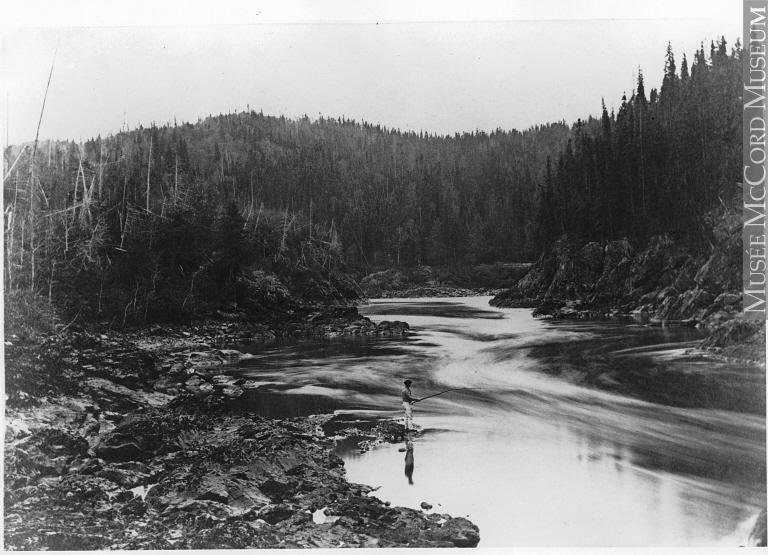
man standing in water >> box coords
[401,379,419,431]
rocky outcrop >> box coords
[361,268,487,299]
[360,264,530,299]
[5,391,480,550]
[697,319,766,364]
[4,317,476,550]
[235,266,365,314]
[491,208,744,331]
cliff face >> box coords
[490,209,743,329]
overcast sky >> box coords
[1,0,742,145]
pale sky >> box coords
[1,0,743,145]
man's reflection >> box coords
[404,440,414,484]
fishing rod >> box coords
[414,388,481,403]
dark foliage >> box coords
[536,38,742,252]
[3,37,742,326]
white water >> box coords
[234,296,766,547]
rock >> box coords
[186,375,208,387]
[114,460,151,474]
[698,318,766,362]
[256,503,296,524]
[94,412,167,462]
[5,353,480,551]
[491,216,742,328]
[222,386,244,398]
[428,517,481,547]
[420,502,433,510]
[259,478,295,500]
[35,428,90,458]
[94,467,148,488]
[186,352,224,369]
[153,376,176,393]
[216,349,245,358]
[71,457,103,475]
[714,292,740,308]
[121,495,148,516]
[196,486,229,504]
[94,441,145,462]
[169,362,185,373]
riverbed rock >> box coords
[427,517,481,547]
[5,303,471,551]
[698,317,766,363]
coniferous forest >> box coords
[3,38,742,326]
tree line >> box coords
[3,36,741,325]
[537,38,742,250]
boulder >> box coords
[427,517,481,547]
[93,412,168,462]
[714,292,741,308]
[259,478,297,500]
[590,239,633,305]
[94,441,145,462]
[94,467,148,488]
[196,486,229,504]
[256,503,296,524]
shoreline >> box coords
[5,293,765,548]
[3,313,480,550]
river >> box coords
[229,296,766,547]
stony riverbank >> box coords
[359,264,529,299]
[490,205,743,322]
[4,312,480,550]
[488,207,766,366]
[489,232,743,328]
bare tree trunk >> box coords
[98,145,104,199]
[119,177,128,249]
[28,41,58,293]
[3,143,27,182]
[5,207,14,292]
[48,260,56,302]
[20,219,25,268]
[146,134,152,212]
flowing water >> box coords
[229,296,766,547]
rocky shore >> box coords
[359,264,529,300]
[367,286,496,299]
[490,233,741,327]
[4,309,479,550]
[489,212,765,365]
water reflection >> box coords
[404,440,415,484]
[367,300,504,320]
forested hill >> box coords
[539,38,742,249]
[7,113,571,266]
[3,37,741,325]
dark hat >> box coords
[403,379,412,385]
